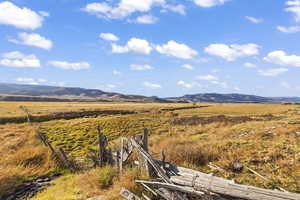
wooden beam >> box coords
[168,166,300,200]
[130,138,171,183]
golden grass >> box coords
[0,124,56,195]
[1,102,300,199]
[33,167,144,200]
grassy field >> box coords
[0,102,299,199]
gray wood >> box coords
[120,137,124,173]
[97,129,107,167]
[130,138,171,183]
[168,166,300,200]
[120,188,141,200]
[142,193,151,200]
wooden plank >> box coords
[120,188,141,200]
[142,193,151,200]
[130,138,171,183]
[168,166,300,200]
[136,180,205,197]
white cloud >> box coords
[135,15,158,24]
[113,70,121,76]
[144,81,161,89]
[0,1,44,30]
[130,64,153,70]
[264,50,300,67]
[100,33,119,41]
[285,0,300,22]
[98,84,117,91]
[38,78,47,83]
[177,80,194,88]
[0,51,40,68]
[48,61,90,70]
[245,16,263,24]
[156,40,198,59]
[277,25,300,33]
[83,0,165,19]
[196,74,219,81]
[38,11,49,17]
[162,4,186,15]
[204,43,260,61]
[16,77,47,85]
[9,32,53,50]
[244,62,257,68]
[112,38,152,54]
[193,0,229,8]
[182,64,194,70]
[258,68,288,77]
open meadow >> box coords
[0,102,299,199]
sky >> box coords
[1,0,300,97]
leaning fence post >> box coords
[97,127,107,167]
[119,137,124,173]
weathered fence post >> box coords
[19,105,31,125]
[97,127,108,167]
[119,137,124,173]
[138,128,153,177]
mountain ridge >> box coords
[0,83,300,103]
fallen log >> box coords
[168,165,300,200]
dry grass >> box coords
[0,124,56,195]
[1,102,300,199]
[33,167,144,200]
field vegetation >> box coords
[0,102,299,199]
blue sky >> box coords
[1,0,300,97]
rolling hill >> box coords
[0,83,299,103]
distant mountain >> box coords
[1,83,299,103]
[0,83,170,103]
[167,93,300,103]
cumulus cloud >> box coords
[277,25,300,33]
[245,16,263,24]
[130,64,153,70]
[204,43,260,61]
[135,15,158,24]
[162,4,186,15]
[285,0,300,22]
[156,40,198,59]
[98,84,117,91]
[100,33,119,41]
[196,74,219,81]
[83,0,165,19]
[177,80,194,88]
[182,64,194,70]
[48,61,90,70]
[0,1,45,30]
[144,81,161,89]
[264,50,300,67]
[0,51,40,68]
[16,77,47,85]
[112,38,152,54]
[193,0,229,8]
[258,68,288,77]
[9,32,53,50]
[244,62,257,68]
